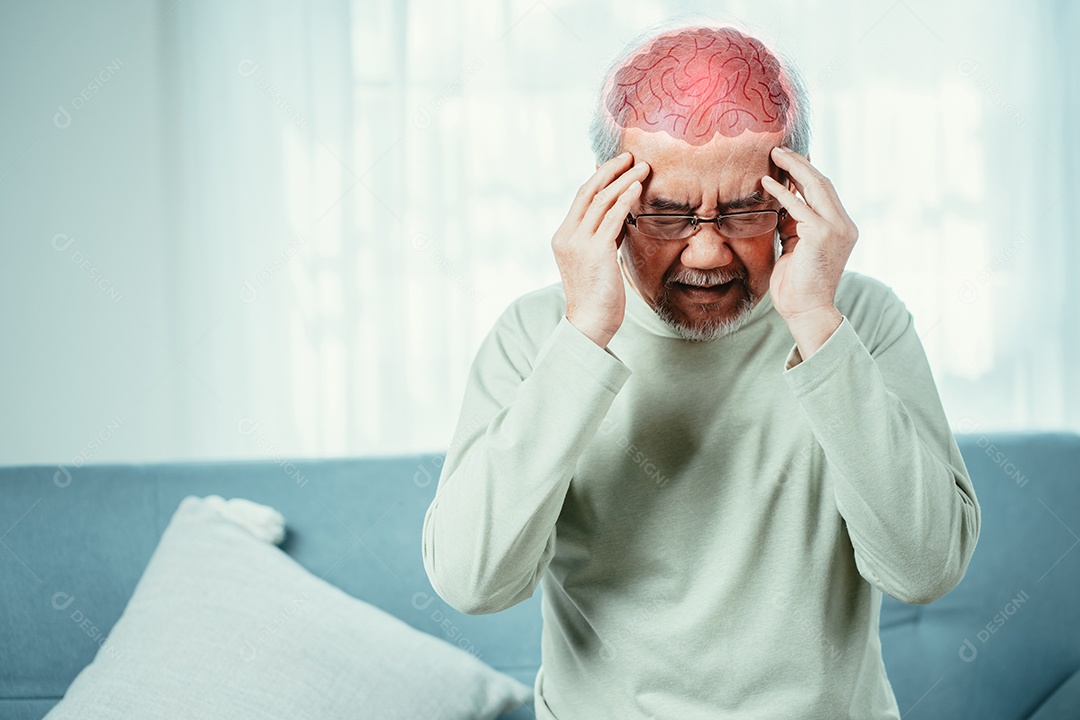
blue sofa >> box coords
[2,431,1078,719]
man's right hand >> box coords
[551,152,651,349]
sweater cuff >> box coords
[781,315,864,394]
[533,316,632,395]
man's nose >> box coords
[680,223,735,269]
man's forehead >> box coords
[625,127,783,210]
[623,125,779,166]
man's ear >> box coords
[595,164,600,171]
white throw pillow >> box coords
[44,495,532,719]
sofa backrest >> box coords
[878,431,1080,719]
[1,432,1078,720]
[0,453,542,719]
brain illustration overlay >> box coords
[604,27,792,145]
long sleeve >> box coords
[422,311,632,615]
[780,293,981,605]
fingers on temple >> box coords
[762,175,815,223]
[568,154,635,225]
[594,181,642,240]
[772,151,846,221]
[582,165,646,233]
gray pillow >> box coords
[44,495,532,719]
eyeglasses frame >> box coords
[624,207,788,241]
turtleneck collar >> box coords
[618,253,775,339]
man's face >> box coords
[613,126,791,342]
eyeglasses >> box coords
[624,208,788,241]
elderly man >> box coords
[422,21,981,720]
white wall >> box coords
[0,1,175,465]
[2,1,1076,468]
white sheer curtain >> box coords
[157,0,1078,462]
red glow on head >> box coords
[605,27,791,145]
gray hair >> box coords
[588,16,812,165]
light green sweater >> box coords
[422,263,981,719]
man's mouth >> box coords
[674,280,737,300]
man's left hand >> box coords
[761,146,858,326]
[764,146,855,360]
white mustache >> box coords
[670,270,743,287]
